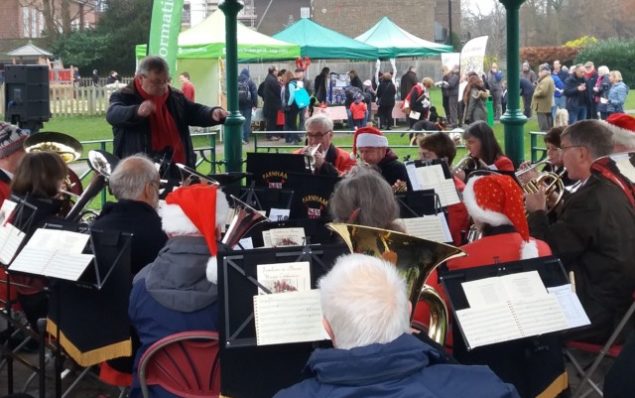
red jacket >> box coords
[293,144,356,176]
[349,101,367,120]
[447,176,469,246]
[491,156,514,172]
[414,232,552,347]
[181,81,195,102]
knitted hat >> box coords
[463,174,538,259]
[159,184,231,283]
[0,122,28,159]
[352,126,388,157]
[606,113,635,149]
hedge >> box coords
[575,39,635,86]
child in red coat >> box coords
[349,94,368,129]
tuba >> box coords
[326,223,465,345]
[222,195,269,248]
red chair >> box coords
[137,331,221,398]
[564,293,635,398]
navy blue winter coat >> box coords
[273,333,520,398]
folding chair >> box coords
[138,330,221,398]
[564,293,635,398]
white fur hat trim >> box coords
[206,256,218,283]
[159,203,199,235]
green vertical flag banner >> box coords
[148,0,184,75]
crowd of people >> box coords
[3,54,635,398]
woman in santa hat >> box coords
[128,184,230,398]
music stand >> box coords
[287,172,340,221]
[239,185,294,214]
[217,243,348,398]
[246,153,309,189]
[395,189,440,217]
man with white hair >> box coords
[274,254,519,398]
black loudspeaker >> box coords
[4,64,50,133]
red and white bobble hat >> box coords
[606,113,635,150]
[159,184,231,283]
[352,126,389,158]
[463,174,538,259]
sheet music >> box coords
[398,215,452,243]
[501,271,548,301]
[268,208,290,222]
[406,163,423,191]
[9,249,50,275]
[262,230,272,247]
[0,223,25,264]
[234,237,254,250]
[513,295,569,336]
[268,228,306,247]
[45,253,94,281]
[547,285,591,328]
[455,304,521,349]
[461,271,547,308]
[25,229,89,254]
[461,278,509,308]
[414,165,460,206]
[254,290,329,346]
[612,154,635,183]
[0,199,17,225]
[257,261,311,294]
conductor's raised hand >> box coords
[137,100,156,117]
[212,108,229,122]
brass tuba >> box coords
[222,195,269,248]
[326,223,465,345]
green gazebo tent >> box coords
[355,17,453,59]
[136,10,300,106]
[273,18,378,60]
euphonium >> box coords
[326,223,465,345]
[222,195,269,247]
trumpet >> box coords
[452,155,488,175]
[302,144,322,172]
[515,159,550,177]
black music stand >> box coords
[287,172,340,221]
[395,189,440,217]
[218,243,348,398]
[246,152,309,189]
[239,184,294,214]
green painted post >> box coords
[220,0,245,173]
[499,0,527,166]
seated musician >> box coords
[0,122,27,205]
[352,126,411,192]
[10,152,68,331]
[91,155,168,384]
[607,113,635,153]
[419,132,469,245]
[526,120,635,344]
[128,184,230,398]
[518,126,575,188]
[329,166,403,231]
[455,121,514,181]
[273,254,519,398]
[293,114,355,176]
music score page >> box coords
[406,163,460,207]
[397,214,452,243]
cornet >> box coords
[452,155,488,175]
[302,143,322,172]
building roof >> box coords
[7,41,53,57]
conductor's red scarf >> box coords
[134,77,185,163]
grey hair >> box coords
[329,166,401,230]
[109,154,159,200]
[562,120,614,159]
[304,114,333,132]
[319,253,410,349]
[137,56,169,77]
[597,65,610,76]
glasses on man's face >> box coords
[307,131,330,139]
[560,145,584,152]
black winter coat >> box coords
[262,72,282,118]
[377,149,411,190]
[528,174,635,342]
[106,82,222,167]
[563,75,589,109]
[376,80,396,108]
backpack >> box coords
[238,80,251,104]
[293,86,310,109]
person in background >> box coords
[349,94,367,130]
[607,70,629,117]
[520,76,535,119]
[553,60,569,84]
[273,253,519,398]
[564,64,589,124]
[400,66,418,100]
[237,68,258,144]
[361,80,375,126]
[444,65,460,127]
[521,61,537,84]
[584,61,599,119]
[92,69,100,86]
[178,72,195,102]
[486,63,504,121]
[282,70,303,144]
[313,67,330,104]
[260,65,282,140]
[376,73,397,130]
[595,66,612,120]
[551,66,566,122]
[532,63,555,131]
[106,70,120,85]
[463,74,489,125]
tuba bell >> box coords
[222,195,269,248]
[326,223,465,345]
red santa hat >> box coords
[606,113,635,149]
[159,184,231,283]
[352,126,388,157]
[463,174,538,259]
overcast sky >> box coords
[463,0,495,15]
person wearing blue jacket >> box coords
[607,70,629,116]
[274,254,520,398]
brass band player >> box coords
[455,121,515,181]
[293,115,355,176]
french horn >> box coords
[326,223,465,346]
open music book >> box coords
[455,271,590,349]
[9,228,94,281]
[253,289,329,346]
[397,214,452,243]
[406,163,460,207]
[256,261,311,294]
[262,227,306,248]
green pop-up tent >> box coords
[136,10,300,106]
[273,18,378,60]
[355,17,453,59]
